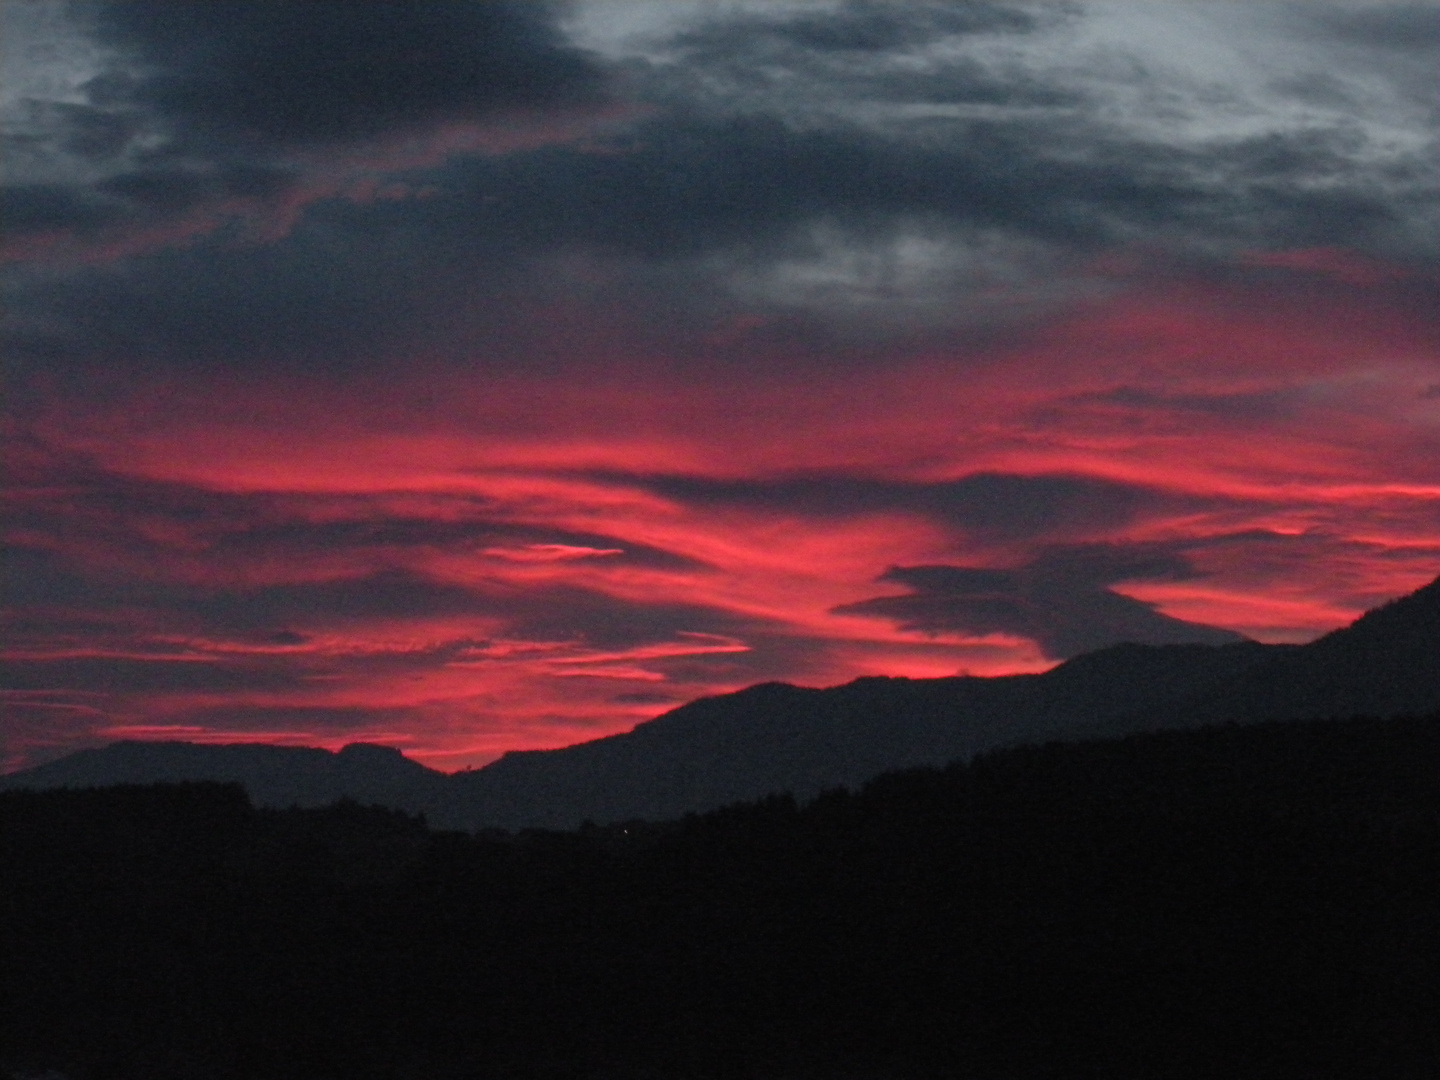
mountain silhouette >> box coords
[0,739,449,813]
[4,574,1435,829]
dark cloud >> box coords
[1073,385,1294,422]
[673,0,1039,56]
[78,0,608,146]
[0,161,301,263]
[0,183,123,233]
[178,702,429,734]
[0,543,129,611]
[611,691,680,706]
[189,569,494,633]
[211,516,701,571]
[1,543,764,700]
[1307,3,1440,52]
[434,107,1414,268]
[89,161,299,216]
[7,101,1424,385]
[53,100,141,160]
[152,570,748,652]
[493,585,757,651]
[4,230,429,380]
[480,115,1122,254]
[0,1,612,264]
[3,443,747,700]
[835,544,1248,659]
[2,439,698,573]
[623,470,1169,541]
[0,654,304,694]
[0,558,769,700]
[6,0,1433,383]
[94,168,214,212]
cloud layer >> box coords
[3,0,1436,770]
[836,547,1248,660]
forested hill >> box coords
[4,574,1436,830]
[2,712,1436,1080]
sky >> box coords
[2,0,1437,773]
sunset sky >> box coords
[3,0,1437,772]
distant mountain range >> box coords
[4,575,1436,830]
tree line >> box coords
[3,713,1436,1079]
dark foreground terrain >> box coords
[3,713,1437,1080]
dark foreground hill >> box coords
[4,575,1436,829]
[2,713,1436,1080]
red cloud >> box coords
[5,271,1436,771]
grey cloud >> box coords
[0,1,611,259]
[1305,3,1440,51]
[467,108,1357,264]
[624,470,1168,541]
[835,544,1248,659]
[477,114,1136,253]
[671,0,1039,57]
[853,59,1077,107]
[0,159,297,254]
[92,163,295,213]
[607,1,1434,265]
[9,91,1425,383]
[0,128,1158,378]
[4,231,428,378]
[4,0,1434,387]
[1278,3,1439,135]
[0,183,123,233]
[95,168,213,212]
[53,100,141,160]
[662,1,1069,113]
[78,0,608,146]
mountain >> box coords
[0,739,449,812]
[1165,575,1440,724]
[438,643,1270,829]
[3,575,1436,829]
[437,574,1437,828]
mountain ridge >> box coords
[3,574,1436,829]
